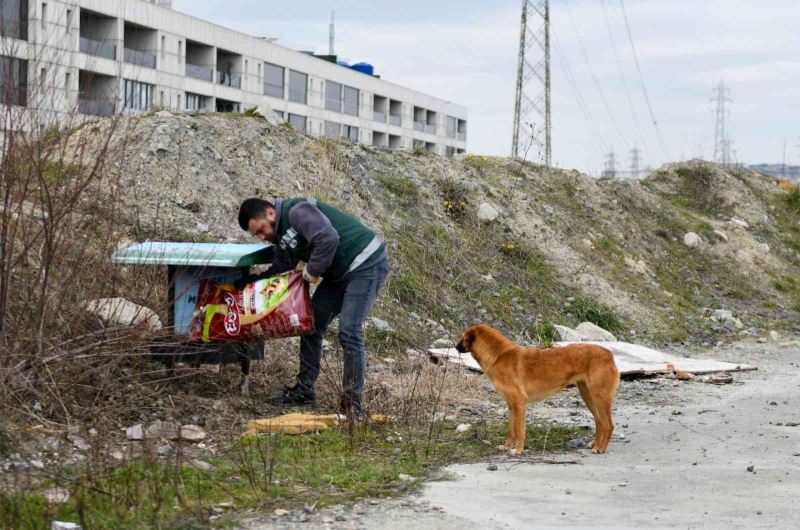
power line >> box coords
[563,0,629,149]
[599,0,651,162]
[618,0,671,161]
[551,30,608,156]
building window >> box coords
[288,70,307,104]
[159,90,164,107]
[324,121,340,137]
[65,9,72,33]
[123,79,154,111]
[64,71,70,96]
[216,98,240,113]
[178,40,183,63]
[186,92,204,111]
[0,55,28,106]
[41,2,47,29]
[257,63,261,82]
[446,116,457,139]
[342,124,358,142]
[325,81,342,112]
[177,94,181,110]
[343,85,359,116]
[161,36,166,59]
[263,62,284,98]
[1,0,29,40]
[288,113,306,133]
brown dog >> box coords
[456,324,620,454]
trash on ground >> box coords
[428,341,756,377]
[243,413,392,437]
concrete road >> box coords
[357,340,800,529]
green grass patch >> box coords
[565,296,624,336]
[377,174,419,205]
[1,421,583,529]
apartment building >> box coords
[0,0,468,155]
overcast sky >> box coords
[173,0,798,176]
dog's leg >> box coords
[510,397,527,455]
[499,401,515,451]
[577,381,600,450]
[586,373,617,454]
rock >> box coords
[455,423,472,433]
[769,330,780,341]
[154,110,173,118]
[713,309,734,322]
[683,232,702,248]
[44,487,70,504]
[146,420,179,440]
[553,325,582,342]
[432,412,445,422]
[432,338,452,348]
[254,102,282,125]
[487,464,498,471]
[157,444,174,458]
[713,229,729,242]
[274,509,290,517]
[477,202,500,222]
[729,217,750,229]
[542,204,555,216]
[746,464,755,473]
[51,523,81,530]
[195,222,209,233]
[84,298,162,331]
[368,317,393,332]
[71,436,90,452]
[125,424,145,441]
[187,459,213,471]
[398,474,414,482]
[179,424,207,442]
[111,450,124,461]
[566,437,589,449]
[575,322,616,341]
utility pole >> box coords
[711,80,732,167]
[512,0,551,166]
[629,144,641,179]
[602,150,617,179]
[329,11,335,55]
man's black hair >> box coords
[238,198,275,231]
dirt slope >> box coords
[68,112,800,345]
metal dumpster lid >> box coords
[112,241,274,267]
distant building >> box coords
[0,0,468,156]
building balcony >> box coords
[217,71,241,89]
[373,110,386,123]
[186,63,213,82]
[426,124,437,135]
[413,121,425,132]
[389,115,402,126]
[79,97,115,117]
[124,48,156,69]
[458,131,467,142]
[80,37,116,60]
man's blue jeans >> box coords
[296,256,389,397]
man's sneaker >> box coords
[270,385,315,406]
[338,394,366,421]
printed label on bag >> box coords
[290,314,300,327]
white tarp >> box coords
[428,341,757,376]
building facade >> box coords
[0,0,468,155]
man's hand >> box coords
[302,267,321,285]
[233,274,262,291]
[215,283,235,297]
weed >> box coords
[461,154,491,172]
[566,296,624,335]
[0,421,583,529]
[438,178,471,220]
[377,174,419,205]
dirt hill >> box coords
[67,111,800,346]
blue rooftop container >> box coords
[351,62,375,76]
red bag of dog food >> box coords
[189,271,314,342]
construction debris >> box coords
[428,341,756,377]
